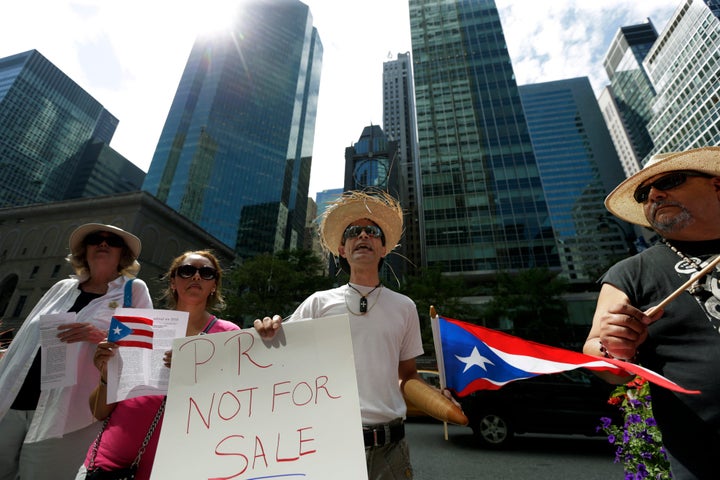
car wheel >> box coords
[471,412,514,449]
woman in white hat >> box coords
[0,223,152,480]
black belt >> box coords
[363,422,405,447]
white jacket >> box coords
[0,275,152,442]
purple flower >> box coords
[627,413,643,424]
[645,417,657,427]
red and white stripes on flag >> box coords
[111,315,154,349]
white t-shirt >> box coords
[288,283,424,425]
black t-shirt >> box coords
[602,239,720,480]
[10,288,103,410]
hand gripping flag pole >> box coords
[404,305,469,440]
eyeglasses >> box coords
[175,265,218,280]
[633,171,714,203]
[343,225,384,240]
[84,232,125,248]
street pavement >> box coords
[406,420,624,479]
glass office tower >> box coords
[143,0,322,255]
[409,0,559,277]
[520,78,633,283]
[383,52,423,274]
[0,50,119,207]
[643,0,720,156]
[602,23,658,171]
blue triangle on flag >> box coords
[108,316,133,342]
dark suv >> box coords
[457,369,622,448]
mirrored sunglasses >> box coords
[175,265,218,280]
[633,171,713,203]
[343,225,383,240]
[84,232,125,248]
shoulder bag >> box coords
[85,397,166,480]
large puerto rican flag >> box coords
[108,315,154,349]
[431,315,699,397]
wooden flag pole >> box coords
[645,255,720,317]
[429,306,449,440]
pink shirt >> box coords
[84,317,240,480]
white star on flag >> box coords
[456,346,494,373]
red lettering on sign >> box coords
[177,337,215,383]
[225,331,272,375]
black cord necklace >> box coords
[662,238,708,295]
[346,283,382,314]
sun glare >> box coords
[193,0,244,38]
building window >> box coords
[30,266,39,279]
[12,296,27,318]
[51,265,61,278]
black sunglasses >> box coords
[84,232,125,248]
[634,171,714,203]
[175,264,218,280]
[343,225,384,240]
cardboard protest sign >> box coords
[152,314,367,479]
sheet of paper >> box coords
[39,313,80,390]
[107,308,188,402]
[152,314,367,480]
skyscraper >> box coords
[344,125,399,196]
[0,50,124,207]
[598,86,642,178]
[383,52,423,274]
[409,0,559,277]
[519,78,633,283]
[601,22,658,171]
[143,0,323,256]
[643,0,720,156]
[344,125,402,278]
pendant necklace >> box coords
[662,238,711,295]
[346,283,382,315]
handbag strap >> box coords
[123,278,135,308]
[131,397,167,467]
[88,397,166,470]
[201,315,217,335]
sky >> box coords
[1,0,682,199]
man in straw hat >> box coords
[255,190,435,479]
[583,146,720,479]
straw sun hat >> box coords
[605,146,720,227]
[319,190,404,257]
[69,223,142,259]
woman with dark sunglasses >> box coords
[0,223,152,480]
[75,251,239,480]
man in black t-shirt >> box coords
[584,146,720,480]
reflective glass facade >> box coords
[0,50,119,207]
[344,125,397,192]
[644,0,720,156]
[142,0,322,255]
[409,0,559,276]
[520,78,632,283]
[383,53,423,274]
[602,23,658,170]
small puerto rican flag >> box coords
[108,315,154,349]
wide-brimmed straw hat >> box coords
[319,190,403,257]
[69,223,142,259]
[605,146,720,227]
